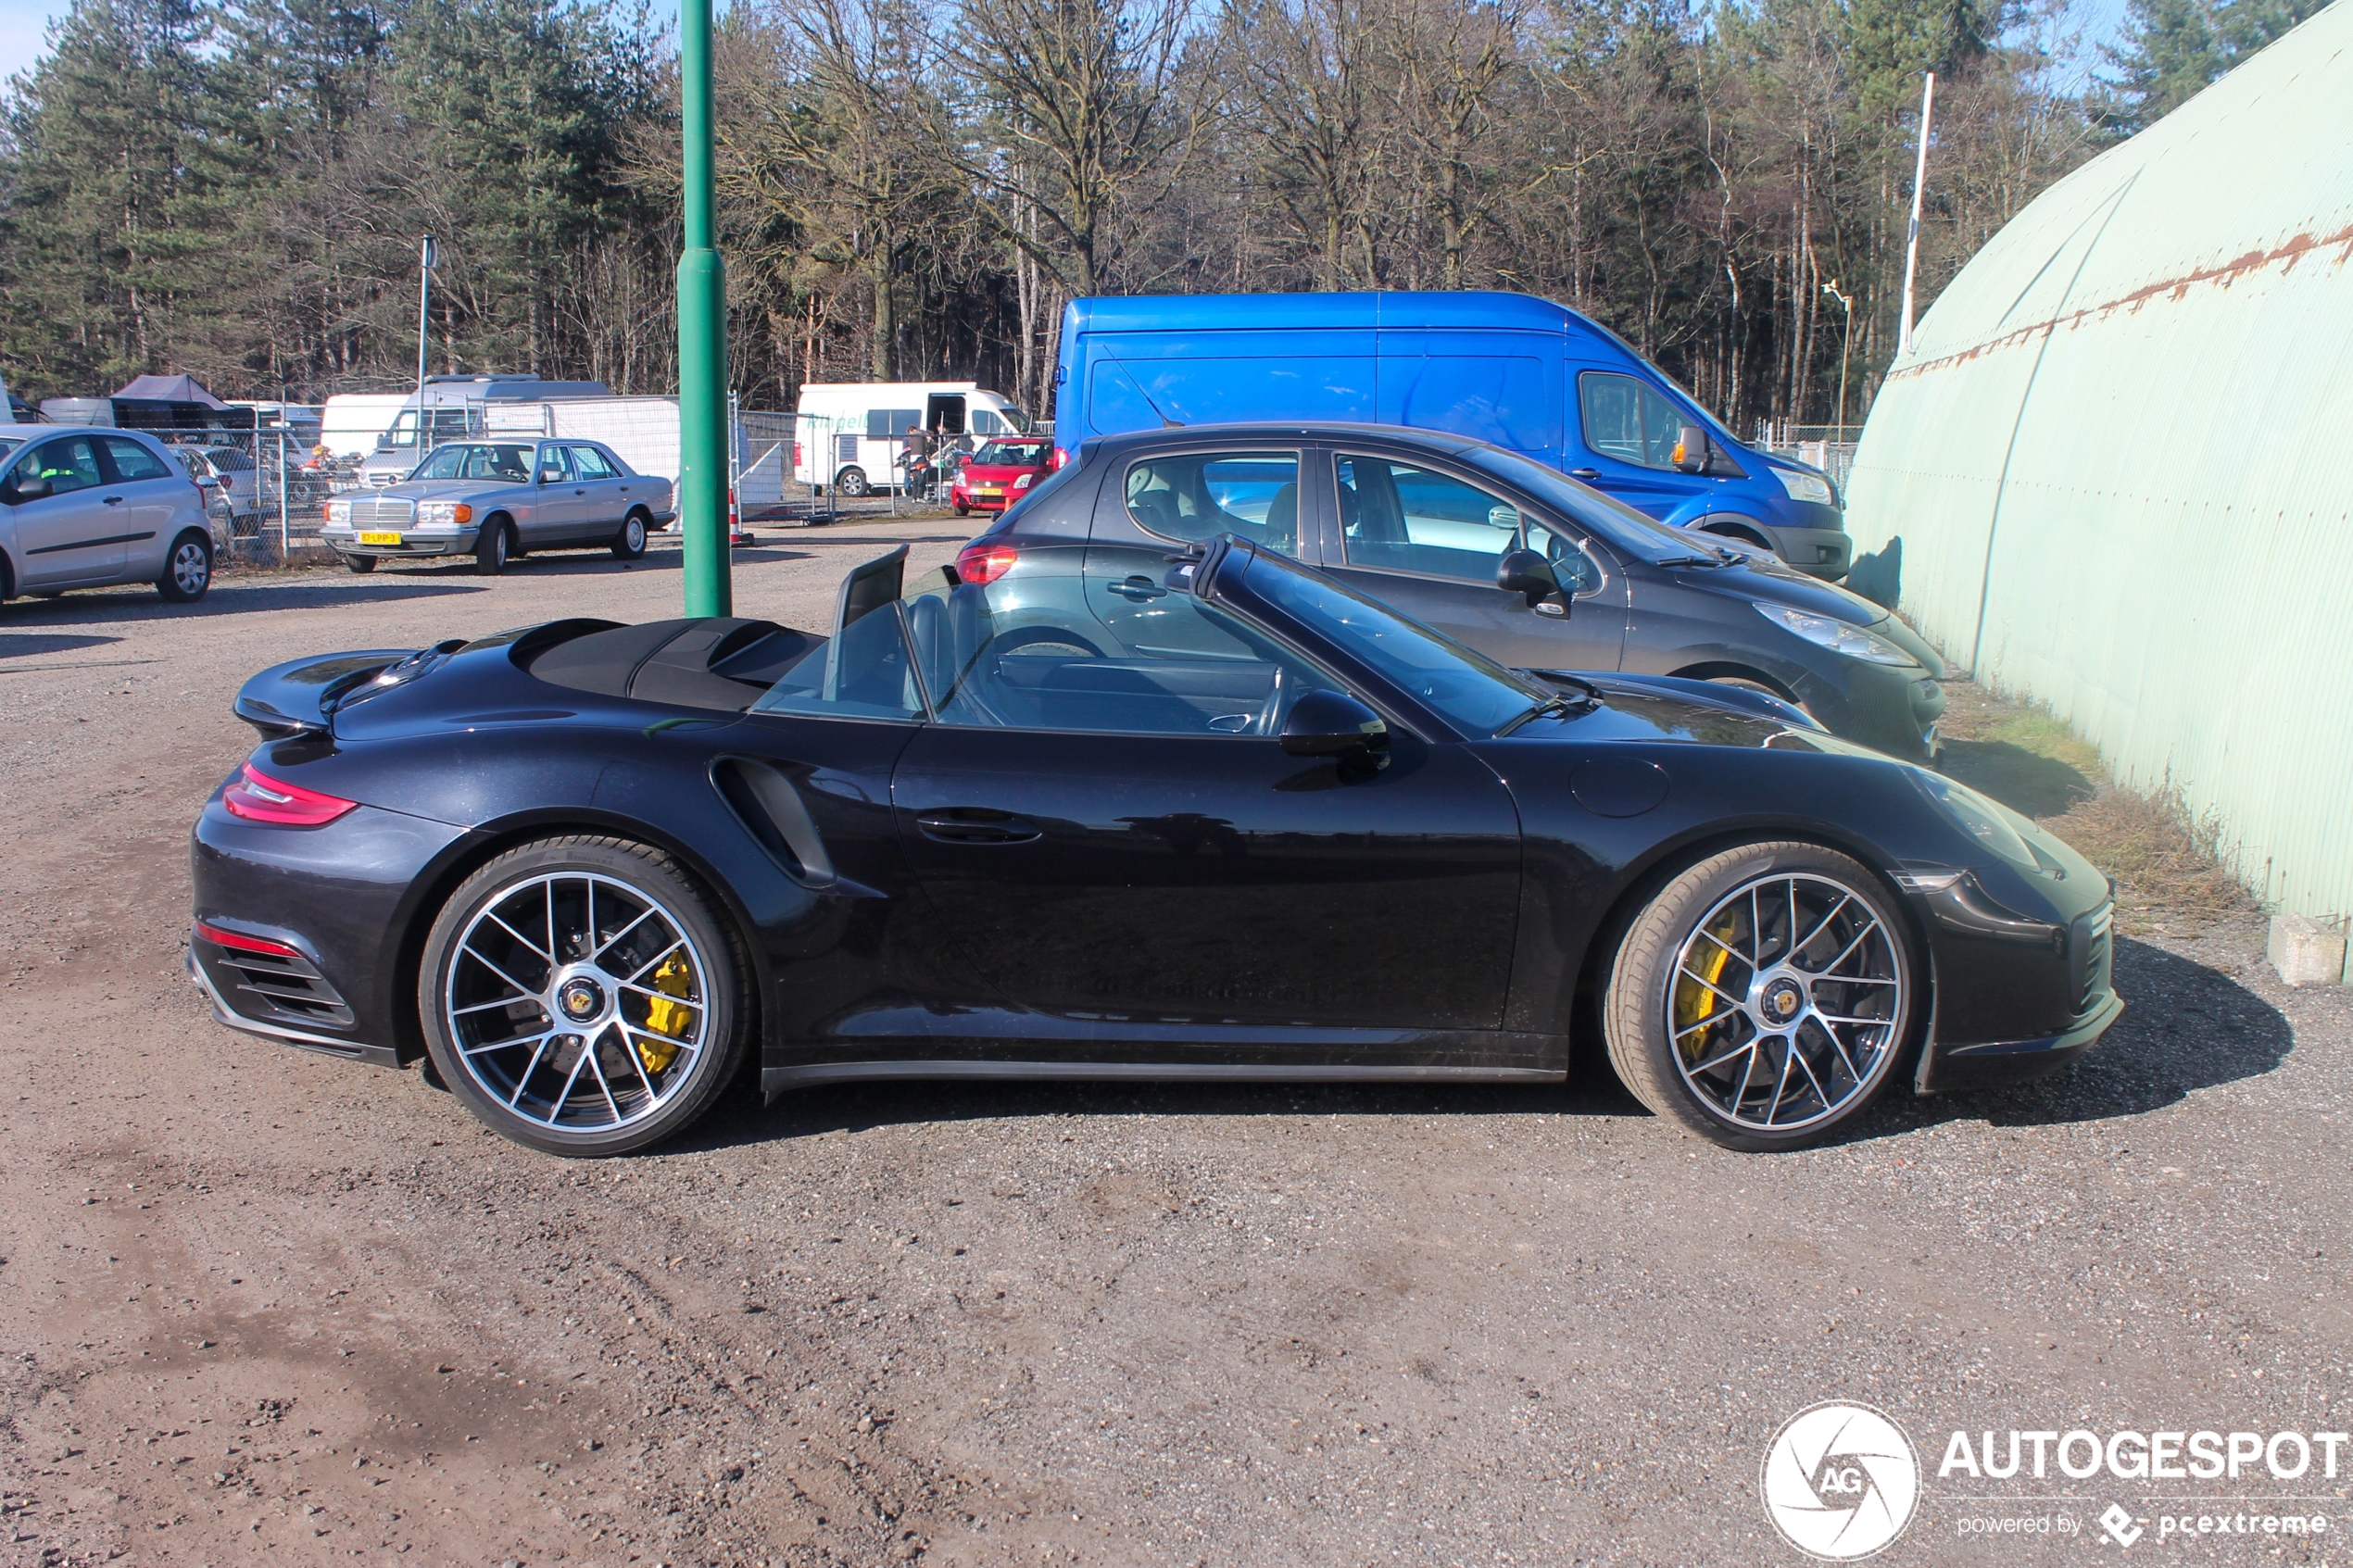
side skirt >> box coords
[763,1060,1566,1099]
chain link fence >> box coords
[1751,421,1859,493]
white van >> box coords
[791,382,1030,496]
[320,394,417,461]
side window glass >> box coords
[750,603,925,722]
[29,437,103,495]
[864,408,921,440]
[1579,372,1691,470]
[99,436,172,483]
[910,567,1343,736]
[571,445,618,480]
[1336,456,1522,584]
[970,408,1003,436]
[1121,452,1300,555]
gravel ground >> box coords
[0,529,2345,1567]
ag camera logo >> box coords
[1762,1400,1921,1560]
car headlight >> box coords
[1910,770,2043,872]
[1769,466,1835,507]
[1013,472,1034,489]
[1755,602,1918,666]
[416,501,473,527]
[323,498,350,525]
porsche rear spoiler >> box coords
[233,650,417,739]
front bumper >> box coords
[1793,657,1946,759]
[320,524,479,558]
[1756,522,1852,581]
[1919,991,2124,1093]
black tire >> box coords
[953,504,971,518]
[343,552,378,574]
[835,466,870,499]
[1603,840,1917,1151]
[474,517,512,575]
[155,530,213,603]
[611,508,649,560]
[417,835,751,1157]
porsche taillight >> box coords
[954,542,1019,586]
[222,763,358,826]
[193,919,303,958]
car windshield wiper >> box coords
[1655,550,1733,568]
[1496,672,1604,736]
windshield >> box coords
[1458,445,1726,565]
[409,444,533,483]
[973,439,1049,467]
[1232,549,1551,737]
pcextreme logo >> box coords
[1762,1401,1922,1561]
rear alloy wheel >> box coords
[1604,841,1915,1150]
[418,837,749,1156]
[834,466,870,499]
[611,509,649,560]
[156,531,214,603]
[474,518,511,575]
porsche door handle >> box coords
[1568,468,1601,481]
[915,809,1041,845]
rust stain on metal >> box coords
[1889,220,2353,381]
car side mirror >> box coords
[1278,689,1391,778]
[1672,424,1711,475]
[11,473,52,502]
[1497,547,1561,608]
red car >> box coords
[950,437,1052,516]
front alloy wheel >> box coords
[419,837,748,1155]
[1604,841,1915,1150]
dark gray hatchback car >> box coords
[962,423,1946,759]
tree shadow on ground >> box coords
[2,579,487,627]
[1939,735,2097,818]
[0,631,121,659]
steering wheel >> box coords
[1253,664,1290,737]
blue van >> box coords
[1053,291,1849,579]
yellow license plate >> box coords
[358,531,402,546]
[973,486,1001,496]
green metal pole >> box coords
[676,0,731,618]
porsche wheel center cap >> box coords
[558,977,607,1023]
[1760,978,1805,1024]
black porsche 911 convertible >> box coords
[190,536,2121,1156]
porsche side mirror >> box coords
[1279,688,1391,777]
[1671,423,1711,474]
[1497,548,1560,608]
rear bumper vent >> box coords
[199,942,355,1030]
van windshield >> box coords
[1458,446,1731,566]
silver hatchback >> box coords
[320,439,674,574]
[0,427,228,604]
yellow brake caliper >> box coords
[636,952,695,1073]
[1673,918,1738,1060]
